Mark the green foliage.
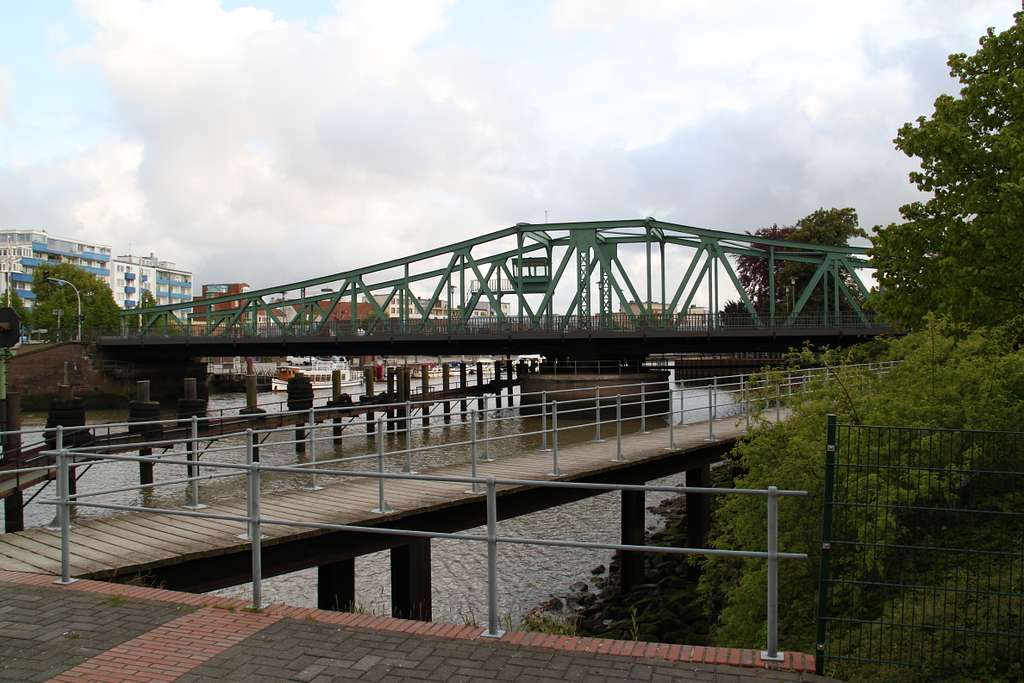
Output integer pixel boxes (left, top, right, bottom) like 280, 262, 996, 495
701, 317, 1024, 681
872, 14, 1024, 328
30, 263, 120, 340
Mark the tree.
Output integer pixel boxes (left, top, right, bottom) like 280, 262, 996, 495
871, 13, 1024, 328
31, 263, 121, 341
735, 209, 865, 315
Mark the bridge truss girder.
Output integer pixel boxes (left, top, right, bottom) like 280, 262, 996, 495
124, 218, 877, 337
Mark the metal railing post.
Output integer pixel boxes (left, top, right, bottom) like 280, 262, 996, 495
46, 426, 66, 531
185, 415, 205, 509
467, 410, 482, 494
404, 409, 415, 474
592, 386, 604, 442
538, 390, 550, 451
614, 395, 623, 462
744, 375, 751, 430
481, 396, 494, 462
776, 383, 781, 421
54, 448, 77, 585
762, 485, 782, 661
706, 386, 716, 442
305, 407, 322, 491
712, 376, 718, 419
667, 388, 676, 450
247, 429, 263, 609
550, 400, 561, 476
483, 476, 503, 638
640, 383, 647, 433
372, 418, 393, 512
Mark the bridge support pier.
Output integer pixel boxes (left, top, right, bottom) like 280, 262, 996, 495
317, 557, 356, 611
391, 538, 431, 621
620, 488, 645, 593
685, 465, 712, 550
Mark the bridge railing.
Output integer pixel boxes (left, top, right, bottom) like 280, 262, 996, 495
24, 362, 901, 659
109, 311, 887, 340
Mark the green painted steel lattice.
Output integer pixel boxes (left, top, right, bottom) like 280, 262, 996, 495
816, 417, 1024, 679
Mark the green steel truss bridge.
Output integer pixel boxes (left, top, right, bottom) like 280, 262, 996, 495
103, 218, 888, 358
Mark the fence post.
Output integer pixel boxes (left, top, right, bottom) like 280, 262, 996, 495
640, 383, 647, 433
550, 400, 561, 476
614, 395, 623, 462
54, 449, 77, 585
373, 418, 392, 513
483, 476, 503, 637
538, 390, 550, 451
185, 415, 205, 509
467, 410, 481, 494
762, 485, 782, 662
305, 407, 322, 491
593, 386, 604, 442
247, 429, 263, 609
815, 414, 838, 675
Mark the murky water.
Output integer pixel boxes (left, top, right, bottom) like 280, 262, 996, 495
5, 375, 746, 625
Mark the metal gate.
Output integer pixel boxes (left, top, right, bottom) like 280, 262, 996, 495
816, 415, 1024, 679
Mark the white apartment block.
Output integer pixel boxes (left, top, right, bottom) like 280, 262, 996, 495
111, 253, 193, 308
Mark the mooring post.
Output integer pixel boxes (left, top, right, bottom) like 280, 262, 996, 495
3, 392, 24, 533
476, 361, 485, 410
506, 358, 514, 406
136, 380, 154, 486
459, 362, 468, 420
421, 365, 430, 427
386, 366, 396, 431
364, 367, 376, 436
442, 362, 451, 424
493, 360, 502, 409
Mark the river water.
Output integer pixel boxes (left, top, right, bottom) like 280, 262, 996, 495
4, 375, 743, 626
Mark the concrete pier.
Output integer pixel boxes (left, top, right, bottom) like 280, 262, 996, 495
317, 558, 355, 611
620, 489, 646, 592
391, 539, 431, 621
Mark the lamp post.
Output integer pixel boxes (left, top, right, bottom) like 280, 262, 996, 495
47, 278, 82, 342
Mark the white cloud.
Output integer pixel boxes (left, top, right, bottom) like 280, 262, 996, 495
0, 0, 1016, 293
0, 67, 10, 123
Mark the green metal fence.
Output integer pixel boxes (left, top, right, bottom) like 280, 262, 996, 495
816, 416, 1024, 680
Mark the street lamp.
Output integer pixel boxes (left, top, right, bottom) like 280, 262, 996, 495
47, 278, 82, 342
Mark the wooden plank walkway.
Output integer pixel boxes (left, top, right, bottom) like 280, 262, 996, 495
0, 413, 769, 580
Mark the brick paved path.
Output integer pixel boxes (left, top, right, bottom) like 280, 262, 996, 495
0, 573, 832, 682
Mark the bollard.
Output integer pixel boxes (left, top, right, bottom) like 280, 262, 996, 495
483, 477, 503, 638
614, 395, 623, 462
305, 407, 323, 491
467, 409, 481, 494
538, 390, 550, 452
372, 418, 392, 513
550, 400, 561, 476
762, 486, 782, 661
54, 449, 77, 585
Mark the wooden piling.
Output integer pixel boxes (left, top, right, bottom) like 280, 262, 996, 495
459, 362, 468, 421
494, 361, 502, 408
386, 367, 396, 431
421, 365, 430, 427
364, 367, 375, 435
506, 359, 514, 406
442, 362, 451, 424
476, 361, 485, 410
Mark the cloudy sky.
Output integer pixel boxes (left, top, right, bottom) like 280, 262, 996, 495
0, 0, 1016, 290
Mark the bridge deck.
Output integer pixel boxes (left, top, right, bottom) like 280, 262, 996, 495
0, 413, 761, 580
